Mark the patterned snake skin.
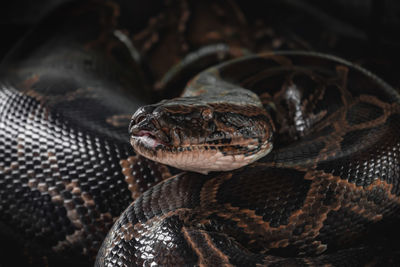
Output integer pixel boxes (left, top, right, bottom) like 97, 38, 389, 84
1, 1, 400, 266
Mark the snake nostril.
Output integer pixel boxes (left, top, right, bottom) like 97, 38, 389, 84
131, 105, 159, 125
135, 115, 146, 124
129, 114, 146, 133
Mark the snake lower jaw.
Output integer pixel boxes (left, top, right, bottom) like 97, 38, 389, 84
131, 138, 273, 174
130, 134, 163, 149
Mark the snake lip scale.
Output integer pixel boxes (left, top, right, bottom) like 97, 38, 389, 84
131, 130, 166, 149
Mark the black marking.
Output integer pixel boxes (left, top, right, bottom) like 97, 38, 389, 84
346, 102, 384, 126
317, 114, 400, 191
316, 207, 373, 252
217, 168, 311, 227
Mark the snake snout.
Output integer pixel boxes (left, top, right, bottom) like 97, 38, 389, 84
129, 105, 158, 132
129, 111, 171, 148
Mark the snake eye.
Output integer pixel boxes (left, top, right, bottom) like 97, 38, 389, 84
201, 108, 213, 121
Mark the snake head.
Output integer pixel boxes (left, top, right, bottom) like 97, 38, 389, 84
129, 98, 275, 174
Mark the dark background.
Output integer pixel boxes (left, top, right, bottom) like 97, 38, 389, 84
1, 0, 400, 89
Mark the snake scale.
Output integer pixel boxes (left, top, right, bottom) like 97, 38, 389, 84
1, 1, 400, 266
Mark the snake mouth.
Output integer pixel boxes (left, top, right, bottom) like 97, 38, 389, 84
130, 130, 167, 149
129, 114, 171, 150
130, 128, 273, 174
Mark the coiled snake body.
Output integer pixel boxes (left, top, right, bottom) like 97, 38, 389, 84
1, 1, 400, 266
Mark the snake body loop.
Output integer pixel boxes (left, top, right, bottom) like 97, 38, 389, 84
96, 52, 400, 266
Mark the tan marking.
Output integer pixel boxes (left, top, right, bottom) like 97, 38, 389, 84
190, 167, 400, 254
0, 159, 19, 173
120, 221, 135, 242
24, 86, 96, 107
181, 227, 207, 266
106, 114, 132, 127
182, 228, 233, 267
120, 156, 141, 199
18, 74, 40, 90
392, 102, 400, 113
121, 208, 193, 242
344, 94, 393, 131
335, 65, 352, 107
200, 172, 232, 206
258, 255, 287, 266
120, 155, 171, 199
0, 137, 25, 174
51, 195, 63, 204
10, 123, 119, 256
82, 192, 96, 207
53, 229, 85, 252
37, 182, 48, 192
103, 208, 192, 259
203, 230, 233, 265
257, 93, 399, 170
